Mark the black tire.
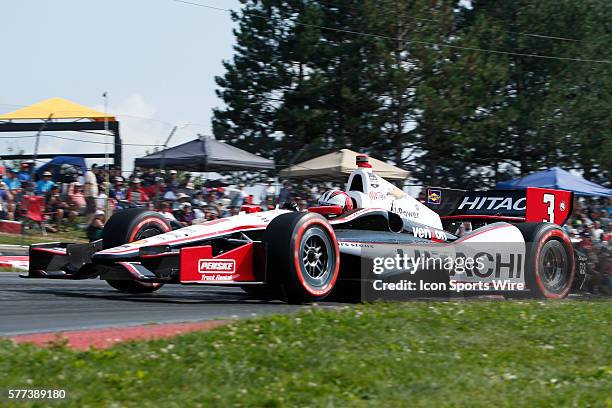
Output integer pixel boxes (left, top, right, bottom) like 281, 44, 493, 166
102, 208, 171, 294
102, 208, 171, 249
515, 223, 575, 299
264, 212, 340, 304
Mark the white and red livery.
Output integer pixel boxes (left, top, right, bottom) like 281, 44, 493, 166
23, 155, 580, 302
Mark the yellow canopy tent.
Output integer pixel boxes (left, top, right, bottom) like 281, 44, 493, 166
279, 149, 409, 181
0, 97, 115, 121
0, 97, 122, 167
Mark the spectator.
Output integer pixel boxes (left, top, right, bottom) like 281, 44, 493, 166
158, 201, 181, 229
192, 190, 206, 207
109, 166, 121, 183
174, 192, 191, 210
92, 164, 105, 185
96, 189, 109, 212
4, 169, 21, 192
84, 166, 99, 224
162, 183, 177, 202
36, 171, 55, 195
278, 181, 292, 205
203, 204, 221, 220
142, 169, 157, 194
109, 176, 127, 201
591, 221, 604, 241
0, 181, 13, 220
126, 178, 149, 206
192, 204, 205, 221
86, 210, 105, 241
257, 182, 275, 209
3, 170, 20, 220
67, 182, 86, 215
166, 169, 179, 190
45, 185, 71, 232
204, 190, 222, 217
603, 225, 611, 242
176, 202, 195, 227
17, 162, 31, 183
178, 181, 195, 199
579, 212, 593, 226
153, 176, 166, 202
229, 183, 247, 209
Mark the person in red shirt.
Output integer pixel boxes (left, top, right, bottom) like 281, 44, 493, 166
126, 178, 150, 206
602, 225, 611, 243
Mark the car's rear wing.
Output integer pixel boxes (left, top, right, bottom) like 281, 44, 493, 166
424, 187, 573, 226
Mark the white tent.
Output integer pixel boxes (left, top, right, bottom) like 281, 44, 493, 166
280, 149, 409, 180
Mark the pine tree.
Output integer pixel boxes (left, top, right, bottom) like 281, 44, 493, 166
415, 0, 612, 187
213, 0, 610, 187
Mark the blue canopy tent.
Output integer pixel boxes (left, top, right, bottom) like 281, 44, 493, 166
496, 167, 611, 197
34, 156, 87, 181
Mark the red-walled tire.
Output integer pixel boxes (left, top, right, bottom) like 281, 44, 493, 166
515, 223, 575, 299
264, 212, 340, 304
102, 209, 171, 294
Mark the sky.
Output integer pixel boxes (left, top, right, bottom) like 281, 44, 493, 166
0, 0, 242, 171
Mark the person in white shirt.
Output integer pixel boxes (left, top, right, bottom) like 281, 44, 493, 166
96, 191, 108, 212
591, 221, 604, 241
260, 178, 277, 204
158, 201, 180, 229
84, 166, 99, 224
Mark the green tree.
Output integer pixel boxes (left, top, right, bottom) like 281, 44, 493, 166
415, 0, 612, 188
214, 0, 459, 175
213, 0, 611, 188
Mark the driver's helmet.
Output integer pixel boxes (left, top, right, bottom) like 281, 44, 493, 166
318, 190, 354, 213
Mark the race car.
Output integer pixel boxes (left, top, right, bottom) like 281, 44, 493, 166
22, 155, 581, 303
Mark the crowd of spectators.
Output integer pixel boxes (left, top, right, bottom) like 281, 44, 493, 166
564, 197, 612, 294
0, 162, 329, 238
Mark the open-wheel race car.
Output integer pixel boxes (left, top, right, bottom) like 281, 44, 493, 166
23, 155, 583, 303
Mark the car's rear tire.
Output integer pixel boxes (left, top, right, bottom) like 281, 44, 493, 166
102, 208, 171, 294
264, 212, 340, 304
515, 223, 575, 299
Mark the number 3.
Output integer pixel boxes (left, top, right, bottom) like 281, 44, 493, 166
543, 193, 555, 223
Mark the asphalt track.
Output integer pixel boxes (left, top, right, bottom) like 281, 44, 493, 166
1, 271, 602, 336
0, 273, 333, 336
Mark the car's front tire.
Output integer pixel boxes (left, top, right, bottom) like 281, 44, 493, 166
102, 208, 171, 294
264, 212, 340, 304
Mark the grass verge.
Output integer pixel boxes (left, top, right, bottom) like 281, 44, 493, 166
1, 301, 611, 407
0, 230, 87, 246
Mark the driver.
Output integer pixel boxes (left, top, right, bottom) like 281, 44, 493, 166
318, 190, 354, 213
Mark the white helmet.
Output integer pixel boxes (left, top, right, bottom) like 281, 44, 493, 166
318, 190, 354, 213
